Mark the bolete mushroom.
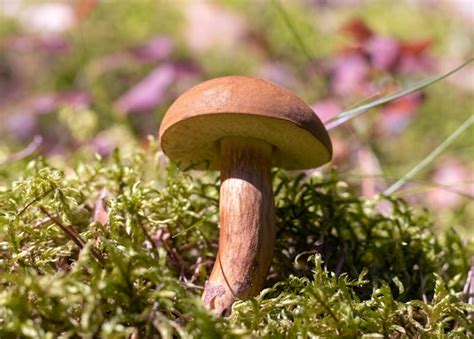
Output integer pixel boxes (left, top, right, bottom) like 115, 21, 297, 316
159, 76, 332, 315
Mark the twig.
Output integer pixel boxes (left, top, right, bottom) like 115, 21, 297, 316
17, 187, 55, 217
155, 229, 185, 277
32, 214, 58, 228
182, 281, 204, 290
39, 206, 106, 266
39, 206, 85, 248
137, 215, 159, 258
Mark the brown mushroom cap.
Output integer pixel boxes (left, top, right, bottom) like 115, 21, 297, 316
159, 76, 332, 170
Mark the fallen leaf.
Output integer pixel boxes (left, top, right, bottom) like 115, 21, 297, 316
93, 188, 109, 226
114, 63, 176, 115
340, 18, 373, 43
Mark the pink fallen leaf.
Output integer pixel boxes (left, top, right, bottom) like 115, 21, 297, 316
6, 91, 90, 139
114, 63, 176, 115
366, 36, 400, 71
90, 36, 174, 75
6, 114, 37, 140
397, 54, 435, 74
114, 62, 201, 116
58, 91, 91, 108
331, 54, 371, 96
89, 134, 117, 157
129, 37, 174, 62
398, 39, 434, 74
26, 91, 90, 115
93, 188, 109, 226
7, 35, 70, 54
27, 94, 58, 115
340, 18, 373, 43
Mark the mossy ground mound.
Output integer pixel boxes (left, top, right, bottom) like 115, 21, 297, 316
0, 142, 472, 337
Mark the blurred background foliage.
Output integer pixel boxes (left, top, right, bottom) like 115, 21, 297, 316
0, 0, 472, 238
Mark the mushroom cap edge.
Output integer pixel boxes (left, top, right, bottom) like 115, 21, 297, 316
159, 76, 332, 170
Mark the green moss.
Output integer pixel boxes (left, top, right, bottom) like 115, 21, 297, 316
0, 141, 471, 337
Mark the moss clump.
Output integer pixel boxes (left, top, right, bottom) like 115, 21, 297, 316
0, 142, 472, 337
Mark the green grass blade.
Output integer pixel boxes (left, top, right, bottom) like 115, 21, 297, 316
383, 115, 474, 196
172, 215, 209, 238
272, 0, 313, 62
326, 58, 473, 130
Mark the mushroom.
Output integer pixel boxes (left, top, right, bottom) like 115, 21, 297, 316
159, 76, 332, 315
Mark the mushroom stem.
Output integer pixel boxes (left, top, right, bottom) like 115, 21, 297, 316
203, 136, 275, 315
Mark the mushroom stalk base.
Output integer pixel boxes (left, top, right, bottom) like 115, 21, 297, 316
203, 136, 275, 316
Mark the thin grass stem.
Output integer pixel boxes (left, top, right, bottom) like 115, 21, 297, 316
326, 58, 473, 130
383, 115, 474, 196
272, 0, 313, 62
